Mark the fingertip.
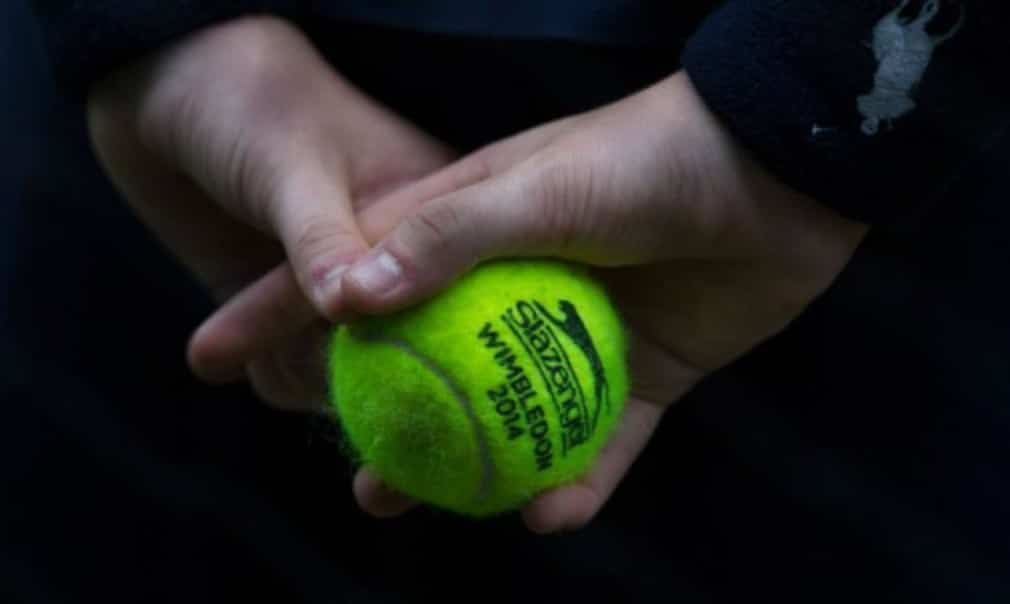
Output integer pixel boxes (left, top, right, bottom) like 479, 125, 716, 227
308, 261, 378, 325
186, 320, 245, 384
306, 270, 364, 327
521, 484, 600, 535
188, 264, 325, 384
520, 502, 558, 536
353, 468, 417, 519
310, 263, 349, 323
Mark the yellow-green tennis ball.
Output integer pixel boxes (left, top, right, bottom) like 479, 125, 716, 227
326, 258, 629, 518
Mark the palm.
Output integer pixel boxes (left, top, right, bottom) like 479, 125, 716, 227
518, 259, 795, 533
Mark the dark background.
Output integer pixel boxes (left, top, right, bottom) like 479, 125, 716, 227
3, 1, 1010, 602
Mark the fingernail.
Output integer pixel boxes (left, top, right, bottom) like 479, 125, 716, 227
347, 250, 402, 296
315, 264, 347, 306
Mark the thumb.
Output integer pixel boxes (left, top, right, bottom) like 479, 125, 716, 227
340, 150, 628, 315
265, 156, 369, 321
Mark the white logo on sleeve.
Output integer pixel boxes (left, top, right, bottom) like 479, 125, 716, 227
858, 0, 964, 135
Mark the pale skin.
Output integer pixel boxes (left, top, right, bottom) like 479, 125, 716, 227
88, 16, 868, 534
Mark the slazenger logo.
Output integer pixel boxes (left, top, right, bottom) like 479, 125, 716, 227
501, 299, 611, 454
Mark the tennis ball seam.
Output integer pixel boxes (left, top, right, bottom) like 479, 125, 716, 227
354, 328, 496, 505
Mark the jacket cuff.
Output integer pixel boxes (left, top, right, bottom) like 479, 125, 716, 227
680, 0, 1010, 226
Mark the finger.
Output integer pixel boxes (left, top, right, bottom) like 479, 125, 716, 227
243, 320, 333, 412
342, 149, 612, 316
356, 115, 579, 243
520, 397, 666, 535
352, 468, 418, 518
187, 264, 319, 383
268, 166, 368, 321
520, 326, 704, 534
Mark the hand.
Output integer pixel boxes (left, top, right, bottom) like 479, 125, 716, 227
337, 71, 869, 533
86, 16, 454, 409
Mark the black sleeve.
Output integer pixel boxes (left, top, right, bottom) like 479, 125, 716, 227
680, 0, 1010, 227
28, 0, 302, 103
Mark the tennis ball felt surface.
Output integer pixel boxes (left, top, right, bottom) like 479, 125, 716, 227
326, 259, 629, 517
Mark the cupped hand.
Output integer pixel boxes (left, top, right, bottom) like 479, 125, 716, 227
336, 71, 869, 532
86, 16, 454, 409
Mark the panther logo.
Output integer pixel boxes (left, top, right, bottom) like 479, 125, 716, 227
858, 0, 965, 135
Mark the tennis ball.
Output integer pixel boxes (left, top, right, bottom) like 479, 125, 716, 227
326, 258, 629, 517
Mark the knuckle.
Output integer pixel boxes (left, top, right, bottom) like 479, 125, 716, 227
214, 19, 315, 131
195, 16, 304, 87
222, 127, 275, 224
291, 215, 360, 267
93, 15, 310, 158
213, 15, 301, 47
526, 152, 601, 251
137, 16, 310, 151
111, 14, 330, 232
458, 149, 496, 186
405, 201, 465, 255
